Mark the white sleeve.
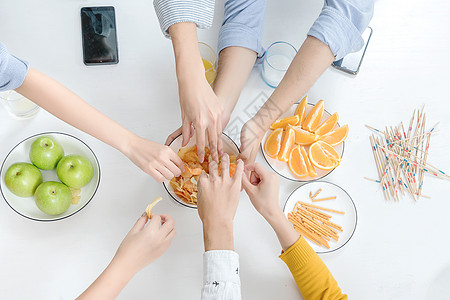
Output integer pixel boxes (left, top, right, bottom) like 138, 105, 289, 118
201, 250, 241, 300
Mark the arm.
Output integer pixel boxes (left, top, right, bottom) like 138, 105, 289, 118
213, 0, 266, 126
242, 163, 347, 300
14, 67, 184, 182
78, 213, 176, 299
197, 154, 244, 300
239, 0, 374, 163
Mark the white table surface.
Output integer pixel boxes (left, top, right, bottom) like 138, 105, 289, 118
1, 0, 450, 299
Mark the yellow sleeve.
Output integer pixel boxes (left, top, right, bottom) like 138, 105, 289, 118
279, 237, 347, 300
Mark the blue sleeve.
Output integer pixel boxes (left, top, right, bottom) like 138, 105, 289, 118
307, 0, 374, 60
0, 42, 29, 91
218, 0, 266, 59
154, 0, 215, 38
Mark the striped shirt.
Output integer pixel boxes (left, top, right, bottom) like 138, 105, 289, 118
153, 0, 374, 60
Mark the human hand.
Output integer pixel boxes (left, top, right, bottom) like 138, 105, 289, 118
178, 77, 224, 163
242, 163, 282, 223
197, 154, 244, 251
123, 135, 184, 182
113, 213, 176, 275
238, 118, 265, 165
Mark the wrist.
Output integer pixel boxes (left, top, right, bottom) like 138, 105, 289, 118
107, 256, 137, 284
263, 208, 285, 227
119, 132, 140, 158
203, 221, 234, 251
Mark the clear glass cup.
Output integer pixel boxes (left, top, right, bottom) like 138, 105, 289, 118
262, 41, 297, 88
199, 42, 217, 86
0, 90, 40, 119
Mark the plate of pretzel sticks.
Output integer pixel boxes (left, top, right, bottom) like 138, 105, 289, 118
283, 181, 357, 254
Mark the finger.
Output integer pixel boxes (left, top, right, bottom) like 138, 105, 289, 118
209, 160, 219, 180
166, 160, 182, 178
208, 126, 219, 162
147, 214, 162, 230
217, 134, 224, 157
131, 214, 148, 232
160, 214, 175, 236
196, 123, 206, 163
165, 227, 177, 242
253, 163, 270, 180
233, 159, 244, 183
170, 151, 185, 173
190, 124, 195, 138
241, 172, 256, 193
165, 127, 182, 146
148, 168, 165, 183
182, 121, 191, 147
220, 153, 230, 178
158, 166, 175, 181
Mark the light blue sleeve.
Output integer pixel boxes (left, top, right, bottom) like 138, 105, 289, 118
153, 0, 215, 38
0, 42, 29, 91
218, 0, 266, 59
308, 0, 374, 60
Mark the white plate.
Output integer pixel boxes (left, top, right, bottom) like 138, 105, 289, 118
162, 133, 240, 209
0, 132, 100, 221
283, 181, 357, 254
260, 103, 345, 182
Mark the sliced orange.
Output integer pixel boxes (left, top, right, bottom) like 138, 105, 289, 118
278, 126, 295, 162
294, 96, 308, 125
300, 146, 317, 177
264, 128, 284, 158
309, 141, 341, 170
270, 115, 300, 130
291, 125, 318, 145
302, 100, 324, 132
314, 112, 339, 135
319, 124, 349, 146
288, 145, 308, 178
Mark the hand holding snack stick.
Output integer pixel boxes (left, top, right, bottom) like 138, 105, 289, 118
197, 154, 244, 251
77, 212, 176, 300
242, 163, 347, 299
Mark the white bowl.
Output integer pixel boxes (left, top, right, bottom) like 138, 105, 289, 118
0, 132, 100, 221
283, 181, 357, 254
260, 102, 345, 182
162, 132, 240, 209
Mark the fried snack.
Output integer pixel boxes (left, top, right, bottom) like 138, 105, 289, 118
145, 196, 163, 218
70, 188, 81, 205
170, 145, 237, 205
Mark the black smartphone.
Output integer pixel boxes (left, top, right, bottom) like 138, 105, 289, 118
81, 6, 119, 65
331, 27, 373, 75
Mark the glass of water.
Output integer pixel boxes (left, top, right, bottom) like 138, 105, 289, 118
199, 42, 217, 86
0, 90, 40, 119
262, 41, 297, 88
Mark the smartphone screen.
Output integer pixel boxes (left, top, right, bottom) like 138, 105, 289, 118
81, 6, 119, 65
332, 27, 373, 75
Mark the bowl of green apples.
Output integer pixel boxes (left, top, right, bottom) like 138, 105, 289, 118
0, 132, 100, 221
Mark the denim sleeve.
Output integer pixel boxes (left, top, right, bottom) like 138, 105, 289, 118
154, 0, 215, 38
218, 0, 266, 59
308, 0, 374, 60
0, 42, 29, 91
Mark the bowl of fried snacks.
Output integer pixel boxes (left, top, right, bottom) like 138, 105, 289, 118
162, 133, 240, 209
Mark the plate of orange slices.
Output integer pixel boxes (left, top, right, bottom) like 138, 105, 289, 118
260, 96, 348, 181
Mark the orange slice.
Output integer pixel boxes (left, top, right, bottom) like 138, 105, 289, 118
278, 127, 295, 162
291, 125, 318, 145
319, 124, 349, 146
314, 112, 339, 135
288, 145, 308, 178
302, 100, 324, 132
300, 146, 317, 177
309, 141, 341, 170
294, 96, 308, 125
264, 128, 284, 158
270, 115, 300, 130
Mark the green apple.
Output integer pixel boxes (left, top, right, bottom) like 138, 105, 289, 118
29, 136, 64, 170
34, 181, 72, 215
4, 162, 43, 197
56, 154, 94, 188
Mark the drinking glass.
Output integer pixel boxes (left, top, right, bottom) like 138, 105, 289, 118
199, 42, 217, 86
0, 90, 40, 119
262, 41, 297, 88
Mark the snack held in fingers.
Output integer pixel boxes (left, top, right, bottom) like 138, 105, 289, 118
145, 196, 163, 218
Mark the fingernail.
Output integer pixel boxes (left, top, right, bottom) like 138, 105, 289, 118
142, 212, 147, 217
